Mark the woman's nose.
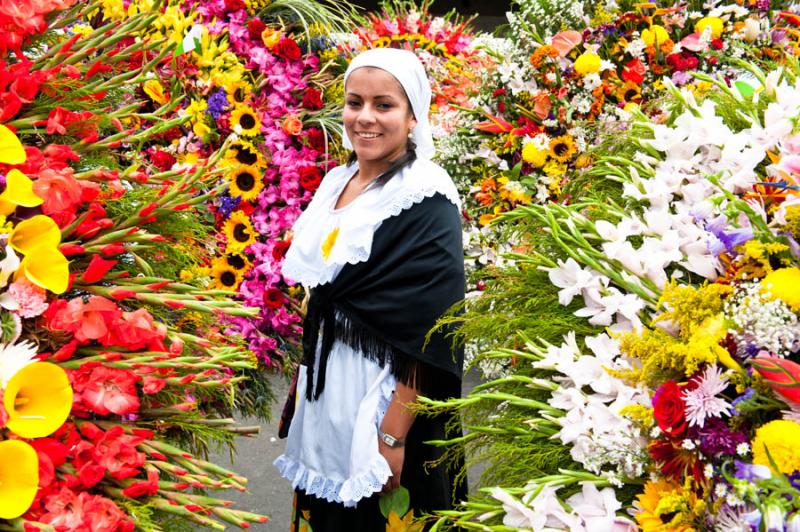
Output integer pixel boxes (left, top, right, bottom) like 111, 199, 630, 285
357, 104, 377, 124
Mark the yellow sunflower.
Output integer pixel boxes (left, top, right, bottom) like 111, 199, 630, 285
210, 259, 244, 291
227, 165, 264, 201
223, 139, 266, 168
230, 103, 261, 137
223, 79, 253, 105
222, 211, 257, 253
548, 135, 578, 162
223, 252, 252, 274
615, 81, 642, 104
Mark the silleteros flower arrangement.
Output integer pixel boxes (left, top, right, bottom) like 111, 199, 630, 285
115, 0, 355, 368
421, 60, 800, 530
0, 1, 275, 528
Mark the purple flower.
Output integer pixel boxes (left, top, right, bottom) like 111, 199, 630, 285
216, 194, 241, 218
697, 418, 748, 455
671, 71, 692, 86
734, 460, 772, 481
706, 215, 753, 254
207, 89, 229, 119
732, 388, 756, 414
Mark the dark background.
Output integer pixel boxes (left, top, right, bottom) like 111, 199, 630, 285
348, 0, 513, 30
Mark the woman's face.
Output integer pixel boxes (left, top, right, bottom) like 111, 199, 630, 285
343, 67, 417, 167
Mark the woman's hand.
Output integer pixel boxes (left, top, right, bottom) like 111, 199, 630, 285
378, 438, 405, 492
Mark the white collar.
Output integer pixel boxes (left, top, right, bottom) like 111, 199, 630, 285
282, 160, 460, 288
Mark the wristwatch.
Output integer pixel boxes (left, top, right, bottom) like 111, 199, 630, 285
378, 429, 405, 448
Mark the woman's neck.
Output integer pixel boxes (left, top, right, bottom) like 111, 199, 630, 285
353, 160, 389, 185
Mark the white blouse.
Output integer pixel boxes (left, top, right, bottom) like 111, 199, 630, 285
274, 159, 460, 506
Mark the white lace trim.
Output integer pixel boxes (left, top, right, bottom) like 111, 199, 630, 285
283, 160, 461, 288
274, 453, 391, 508
273, 377, 396, 507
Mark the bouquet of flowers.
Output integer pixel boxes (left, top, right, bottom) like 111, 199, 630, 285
423, 56, 800, 530
0, 1, 274, 528
107, 0, 355, 369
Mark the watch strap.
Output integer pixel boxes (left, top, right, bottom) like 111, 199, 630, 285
378, 429, 405, 448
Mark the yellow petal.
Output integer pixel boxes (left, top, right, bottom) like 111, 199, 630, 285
9, 215, 61, 255
0, 125, 26, 166
0, 169, 44, 216
18, 245, 70, 294
0, 440, 39, 519
4, 362, 73, 439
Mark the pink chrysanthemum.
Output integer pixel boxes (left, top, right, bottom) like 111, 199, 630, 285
683, 365, 733, 428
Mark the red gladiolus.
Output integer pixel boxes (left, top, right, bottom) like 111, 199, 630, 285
81, 255, 118, 284
122, 469, 159, 498
263, 288, 286, 309
142, 376, 167, 395
46, 296, 123, 344
653, 380, 687, 436
150, 149, 176, 172
272, 240, 290, 260
73, 364, 140, 416
751, 356, 800, 404
94, 426, 146, 480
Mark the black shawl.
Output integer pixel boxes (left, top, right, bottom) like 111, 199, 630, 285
301, 192, 465, 402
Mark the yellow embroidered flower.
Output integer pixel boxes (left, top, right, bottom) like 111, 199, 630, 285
573, 52, 601, 75
549, 135, 577, 162
321, 228, 339, 261
222, 211, 257, 253
695, 16, 724, 39
230, 103, 261, 137
761, 267, 800, 311
753, 420, 800, 475
522, 143, 548, 168
227, 165, 264, 202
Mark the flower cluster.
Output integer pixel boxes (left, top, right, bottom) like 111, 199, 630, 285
0, 2, 274, 528
424, 47, 800, 532
124, 0, 347, 366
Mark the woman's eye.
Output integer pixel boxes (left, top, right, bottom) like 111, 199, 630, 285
346, 101, 360, 107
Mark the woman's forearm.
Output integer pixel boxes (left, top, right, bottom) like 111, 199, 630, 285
379, 382, 418, 440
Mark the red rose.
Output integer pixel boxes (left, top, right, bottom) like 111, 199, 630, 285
263, 288, 286, 309
306, 128, 326, 152
621, 58, 646, 84
272, 240, 291, 260
247, 19, 266, 41
274, 37, 302, 61
710, 38, 724, 50
653, 380, 687, 436
299, 166, 322, 191
302, 87, 323, 110
150, 149, 176, 172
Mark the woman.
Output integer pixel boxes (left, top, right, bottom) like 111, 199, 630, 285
275, 48, 466, 530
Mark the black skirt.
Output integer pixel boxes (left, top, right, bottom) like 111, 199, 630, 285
290, 412, 466, 532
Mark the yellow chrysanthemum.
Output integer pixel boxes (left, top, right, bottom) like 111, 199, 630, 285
321, 227, 339, 261
641, 25, 670, 47
230, 103, 262, 136
549, 135, 578, 162
227, 165, 264, 201
761, 267, 800, 311
753, 420, 800, 475
210, 258, 244, 291
222, 211, 257, 253
574, 51, 601, 75
695, 16, 724, 39
522, 143, 548, 168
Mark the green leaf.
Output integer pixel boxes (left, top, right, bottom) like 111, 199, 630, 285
379, 486, 410, 519
734, 80, 755, 99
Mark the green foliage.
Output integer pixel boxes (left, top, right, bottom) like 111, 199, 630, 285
234, 367, 277, 423
380, 486, 411, 519
116, 499, 165, 532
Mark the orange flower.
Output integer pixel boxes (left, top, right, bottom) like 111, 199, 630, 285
530, 45, 560, 68
282, 115, 303, 136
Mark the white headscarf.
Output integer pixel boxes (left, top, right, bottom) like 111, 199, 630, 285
342, 48, 435, 160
